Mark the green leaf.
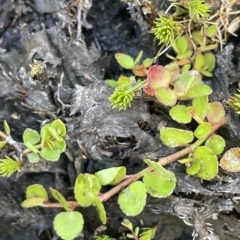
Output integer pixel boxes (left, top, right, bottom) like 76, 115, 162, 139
23, 128, 41, 145
95, 166, 126, 186
205, 134, 225, 155
94, 196, 107, 224
40, 147, 60, 161
193, 146, 218, 180
118, 181, 146, 216
192, 96, 208, 120
203, 52, 215, 72
143, 169, 176, 198
142, 58, 153, 68
194, 122, 211, 139
220, 148, 240, 172
165, 61, 180, 83
160, 127, 194, 147
50, 187, 70, 212
54, 138, 66, 153
139, 226, 157, 240
193, 53, 204, 71
74, 173, 102, 207
53, 211, 84, 240
192, 31, 204, 45
206, 25, 217, 38
105, 79, 118, 88
169, 105, 192, 123
115, 53, 135, 69
206, 102, 225, 124
186, 159, 201, 175
26, 184, 48, 200
50, 119, 66, 137
176, 49, 193, 60
174, 71, 196, 94
155, 87, 177, 106
134, 50, 143, 65
48, 127, 62, 141
27, 152, 40, 163
186, 84, 212, 99
3, 120, 10, 136
24, 142, 39, 153
117, 75, 131, 86
176, 36, 188, 53
0, 141, 6, 149
21, 197, 46, 208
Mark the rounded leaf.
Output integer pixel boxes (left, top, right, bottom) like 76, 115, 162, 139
118, 181, 146, 216
193, 53, 204, 71
105, 79, 118, 88
142, 58, 153, 68
186, 84, 212, 99
194, 122, 211, 139
53, 211, 84, 240
27, 152, 40, 163
155, 87, 177, 106
192, 96, 208, 120
205, 134, 225, 155
143, 170, 176, 198
54, 138, 66, 153
117, 75, 131, 86
115, 53, 135, 69
50, 119, 66, 137
207, 102, 225, 124
203, 52, 215, 72
74, 173, 101, 207
95, 167, 126, 186
186, 160, 201, 175
40, 147, 60, 161
169, 105, 192, 123
26, 184, 48, 200
220, 148, 240, 172
176, 36, 188, 53
160, 127, 194, 147
23, 128, 41, 145
206, 25, 217, 38
147, 65, 171, 89
174, 71, 197, 94
193, 146, 218, 180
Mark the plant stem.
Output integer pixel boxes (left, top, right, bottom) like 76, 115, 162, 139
38, 117, 228, 208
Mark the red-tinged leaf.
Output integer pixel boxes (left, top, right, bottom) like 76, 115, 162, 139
143, 84, 155, 96
147, 65, 171, 90
206, 102, 225, 124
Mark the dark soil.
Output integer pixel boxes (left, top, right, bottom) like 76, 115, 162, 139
1, 0, 240, 239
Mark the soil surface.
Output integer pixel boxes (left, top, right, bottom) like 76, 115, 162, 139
1, 0, 240, 239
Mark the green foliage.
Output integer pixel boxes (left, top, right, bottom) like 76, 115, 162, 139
150, 16, 182, 45
0, 157, 22, 177
95, 166, 126, 185
53, 211, 84, 240
94, 235, 115, 240
160, 128, 194, 147
23, 119, 67, 162
121, 219, 157, 240
118, 181, 147, 216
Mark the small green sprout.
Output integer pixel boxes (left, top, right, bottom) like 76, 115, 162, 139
226, 89, 240, 114
94, 235, 115, 240
181, 0, 211, 22
150, 16, 182, 45
0, 156, 22, 177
